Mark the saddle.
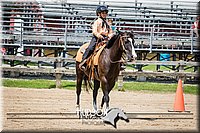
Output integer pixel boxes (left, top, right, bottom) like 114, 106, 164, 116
76, 42, 107, 80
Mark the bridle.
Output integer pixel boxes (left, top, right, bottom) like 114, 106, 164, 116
107, 34, 129, 64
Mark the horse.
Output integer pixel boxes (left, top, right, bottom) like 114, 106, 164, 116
76, 31, 135, 112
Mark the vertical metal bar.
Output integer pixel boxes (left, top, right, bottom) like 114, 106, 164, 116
20, 21, 24, 56
20, 21, 23, 47
194, 54, 198, 72
64, 23, 67, 51
143, 19, 145, 32
149, 27, 153, 53
190, 29, 194, 54
63, 22, 67, 67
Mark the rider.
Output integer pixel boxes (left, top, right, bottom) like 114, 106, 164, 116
79, 5, 113, 69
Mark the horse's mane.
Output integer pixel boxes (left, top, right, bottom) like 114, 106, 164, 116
106, 33, 120, 49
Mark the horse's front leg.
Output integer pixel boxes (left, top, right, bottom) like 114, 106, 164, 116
100, 81, 115, 111
100, 76, 109, 111
93, 79, 100, 112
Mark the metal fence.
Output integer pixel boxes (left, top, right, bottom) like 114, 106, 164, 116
1, 0, 199, 56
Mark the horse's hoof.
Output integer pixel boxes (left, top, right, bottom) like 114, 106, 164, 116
97, 109, 102, 115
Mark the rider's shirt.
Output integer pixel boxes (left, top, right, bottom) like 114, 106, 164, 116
92, 17, 113, 39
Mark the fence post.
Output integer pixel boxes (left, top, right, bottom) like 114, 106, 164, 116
156, 53, 160, 71
20, 21, 23, 48
178, 61, 185, 82
55, 58, 63, 89
118, 71, 124, 91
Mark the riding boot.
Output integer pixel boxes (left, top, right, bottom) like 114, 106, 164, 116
79, 49, 91, 70
79, 36, 98, 70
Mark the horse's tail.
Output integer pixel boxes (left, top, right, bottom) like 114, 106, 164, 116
83, 75, 93, 92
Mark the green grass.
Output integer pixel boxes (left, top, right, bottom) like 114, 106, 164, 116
119, 82, 198, 95
2, 78, 199, 95
2, 79, 76, 90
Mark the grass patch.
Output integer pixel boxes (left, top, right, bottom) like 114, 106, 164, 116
2, 79, 76, 89
2, 79, 198, 95
119, 82, 198, 95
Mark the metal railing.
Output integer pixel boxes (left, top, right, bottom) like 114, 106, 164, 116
1, 0, 199, 54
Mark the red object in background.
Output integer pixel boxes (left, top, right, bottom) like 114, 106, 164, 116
1, 48, 6, 55
10, 10, 15, 31
26, 49, 31, 55
192, 21, 200, 29
10, 15, 15, 31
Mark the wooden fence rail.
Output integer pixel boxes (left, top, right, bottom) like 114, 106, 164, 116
1, 55, 199, 88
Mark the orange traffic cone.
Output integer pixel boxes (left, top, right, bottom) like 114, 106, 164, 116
173, 79, 185, 112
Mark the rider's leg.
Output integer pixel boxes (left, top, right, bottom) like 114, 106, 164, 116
79, 36, 97, 69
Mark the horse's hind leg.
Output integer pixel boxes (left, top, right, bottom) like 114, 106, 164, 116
93, 79, 100, 112
76, 62, 84, 110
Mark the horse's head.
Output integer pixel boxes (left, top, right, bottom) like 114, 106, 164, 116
102, 108, 129, 128
118, 109, 129, 123
119, 31, 136, 62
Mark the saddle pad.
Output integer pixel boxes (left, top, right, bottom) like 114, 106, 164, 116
93, 44, 106, 65
76, 42, 106, 66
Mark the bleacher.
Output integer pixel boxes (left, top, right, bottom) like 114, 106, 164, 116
1, 0, 199, 56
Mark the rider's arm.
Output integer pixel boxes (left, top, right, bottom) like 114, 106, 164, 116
92, 20, 104, 39
108, 26, 114, 39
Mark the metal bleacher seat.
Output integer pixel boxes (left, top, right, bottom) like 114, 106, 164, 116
1, 0, 199, 54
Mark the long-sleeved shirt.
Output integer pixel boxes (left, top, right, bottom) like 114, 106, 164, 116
92, 17, 113, 39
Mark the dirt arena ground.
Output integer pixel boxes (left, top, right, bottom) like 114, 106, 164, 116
2, 87, 199, 132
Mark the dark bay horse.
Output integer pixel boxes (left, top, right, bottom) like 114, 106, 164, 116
76, 31, 135, 112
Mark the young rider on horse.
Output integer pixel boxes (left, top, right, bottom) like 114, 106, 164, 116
79, 5, 113, 70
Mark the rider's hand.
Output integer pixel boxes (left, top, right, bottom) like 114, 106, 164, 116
99, 35, 104, 39
101, 32, 108, 36
103, 36, 109, 41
